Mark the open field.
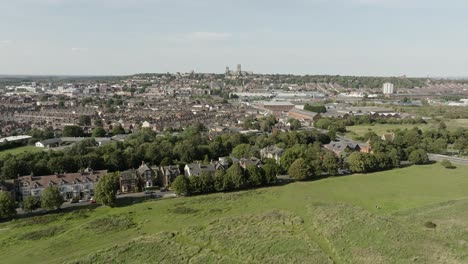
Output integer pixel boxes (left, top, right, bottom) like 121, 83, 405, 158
1, 164, 468, 263
346, 119, 468, 140
345, 123, 435, 140
0, 146, 43, 158
446, 119, 468, 130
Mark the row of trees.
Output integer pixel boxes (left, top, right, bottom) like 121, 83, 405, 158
172, 162, 279, 196
0, 186, 64, 219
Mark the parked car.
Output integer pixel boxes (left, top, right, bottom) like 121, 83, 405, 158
144, 190, 153, 194
89, 197, 96, 204
160, 187, 167, 192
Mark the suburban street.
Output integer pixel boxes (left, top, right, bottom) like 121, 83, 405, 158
428, 153, 468, 166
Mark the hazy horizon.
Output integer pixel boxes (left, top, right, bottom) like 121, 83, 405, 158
1, 0, 468, 76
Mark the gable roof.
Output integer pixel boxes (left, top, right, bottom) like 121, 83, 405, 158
137, 163, 153, 176
17, 170, 107, 188
185, 163, 216, 176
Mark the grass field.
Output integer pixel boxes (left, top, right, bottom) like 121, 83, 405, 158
1, 164, 468, 263
446, 119, 468, 130
0, 146, 43, 158
345, 119, 468, 140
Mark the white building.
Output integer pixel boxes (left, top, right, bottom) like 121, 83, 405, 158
383, 82, 395, 95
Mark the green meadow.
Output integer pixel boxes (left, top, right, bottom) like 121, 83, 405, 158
0, 146, 43, 158
1, 164, 467, 264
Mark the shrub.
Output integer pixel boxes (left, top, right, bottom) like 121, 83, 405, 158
424, 221, 437, 229
440, 159, 456, 169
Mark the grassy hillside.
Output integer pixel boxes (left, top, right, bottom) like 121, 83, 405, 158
1, 164, 467, 263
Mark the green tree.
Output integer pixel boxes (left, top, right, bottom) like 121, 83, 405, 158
78, 115, 92, 126
22, 195, 41, 213
226, 163, 247, 189
261, 163, 278, 185
246, 164, 263, 187
289, 119, 301, 131
231, 144, 258, 159
199, 172, 214, 193
408, 149, 429, 165
288, 158, 312, 181
304, 103, 327, 113
112, 124, 126, 135
41, 186, 64, 210
213, 170, 228, 192
346, 152, 368, 173
454, 137, 468, 154
322, 152, 339, 175
189, 175, 203, 194
92, 126, 106, 137
0, 192, 17, 219
172, 175, 190, 195
62, 125, 84, 137
281, 144, 306, 171
94, 173, 120, 207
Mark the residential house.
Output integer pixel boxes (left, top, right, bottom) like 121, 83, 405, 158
119, 169, 139, 193
184, 163, 223, 177
238, 157, 263, 169
260, 145, 284, 164
157, 165, 181, 187
17, 169, 106, 201
35, 138, 62, 148
324, 141, 361, 156
136, 162, 156, 188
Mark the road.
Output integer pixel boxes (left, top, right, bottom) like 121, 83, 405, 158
428, 153, 468, 166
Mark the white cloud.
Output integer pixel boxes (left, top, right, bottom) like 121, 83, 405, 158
0, 40, 11, 45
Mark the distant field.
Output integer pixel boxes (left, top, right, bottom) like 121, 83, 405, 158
0, 145, 43, 158
1, 164, 467, 263
345, 123, 435, 139
344, 119, 468, 139
446, 119, 468, 130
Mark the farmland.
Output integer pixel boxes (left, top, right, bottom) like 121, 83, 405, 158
0, 164, 467, 263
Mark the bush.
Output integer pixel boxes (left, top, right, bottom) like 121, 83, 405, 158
440, 159, 456, 169
424, 221, 437, 229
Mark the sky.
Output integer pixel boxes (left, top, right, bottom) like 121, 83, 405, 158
1, 0, 468, 76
